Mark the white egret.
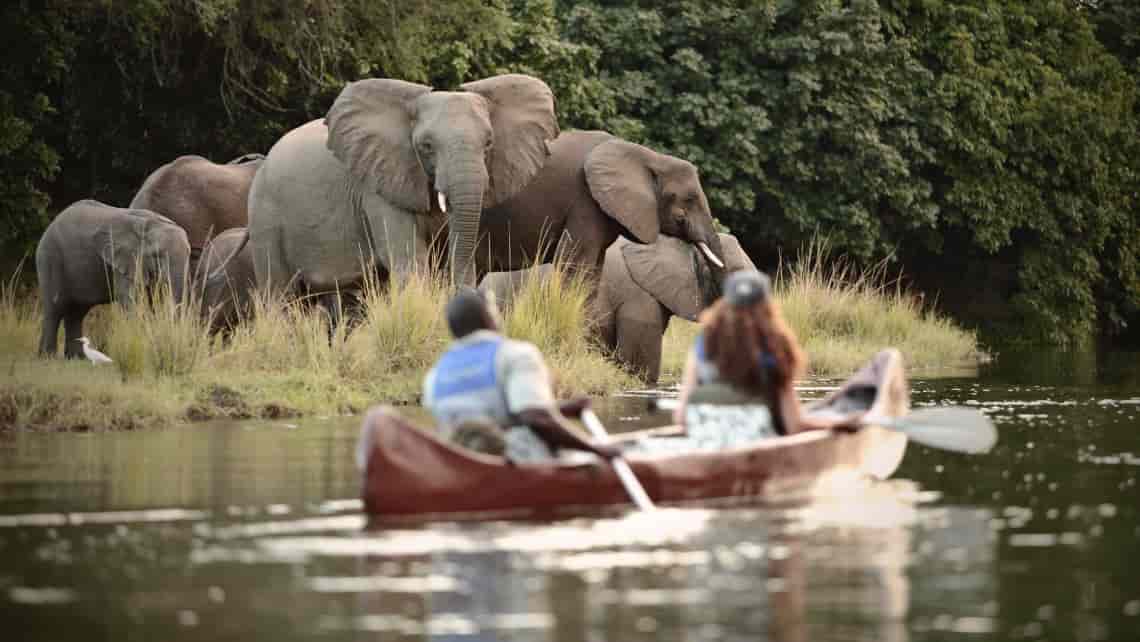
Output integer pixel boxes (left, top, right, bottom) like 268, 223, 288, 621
76, 337, 113, 365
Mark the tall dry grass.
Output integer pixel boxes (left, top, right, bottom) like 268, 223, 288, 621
503, 260, 636, 395
778, 242, 979, 375
103, 264, 211, 379
2, 262, 191, 430
0, 263, 39, 358
3, 242, 979, 430
2, 260, 637, 430
660, 241, 980, 380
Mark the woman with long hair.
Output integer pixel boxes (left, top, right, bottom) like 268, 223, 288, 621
671, 269, 863, 439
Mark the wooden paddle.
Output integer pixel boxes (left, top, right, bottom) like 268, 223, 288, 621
580, 409, 656, 511
650, 399, 998, 454
860, 406, 998, 454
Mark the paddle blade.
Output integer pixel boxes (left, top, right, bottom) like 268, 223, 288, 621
881, 407, 998, 454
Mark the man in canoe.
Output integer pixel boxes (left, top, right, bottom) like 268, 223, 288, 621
668, 269, 865, 447
357, 288, 619, 470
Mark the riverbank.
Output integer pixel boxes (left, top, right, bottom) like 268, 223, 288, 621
2, 255, 981, 432
662, 246, 985, 380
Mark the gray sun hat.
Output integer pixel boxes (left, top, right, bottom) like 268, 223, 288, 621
723, 269, 772, 307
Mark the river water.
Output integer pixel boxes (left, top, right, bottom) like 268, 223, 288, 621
2, 348, 1138, 641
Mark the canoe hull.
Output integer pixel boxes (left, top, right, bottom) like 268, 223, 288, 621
362, 349, 909, 522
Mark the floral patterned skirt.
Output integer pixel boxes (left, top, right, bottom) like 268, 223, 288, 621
628, 404, 780, 455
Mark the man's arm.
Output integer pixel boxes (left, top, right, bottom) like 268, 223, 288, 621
557, 397, 591, 418
515, 407, 619, 458
778, 384, 865, 434
501, 342, 618, 458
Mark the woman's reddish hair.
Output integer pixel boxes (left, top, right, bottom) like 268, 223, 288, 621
700, 296, 804, 396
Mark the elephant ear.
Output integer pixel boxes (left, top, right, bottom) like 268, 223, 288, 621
461, 74, 559, 207
719, 233, 757, 272
325, 79, 434, 213
584, 140, 660, 244
622, 235, 703, 321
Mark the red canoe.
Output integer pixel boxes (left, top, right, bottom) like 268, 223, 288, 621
361, 349, 910, 522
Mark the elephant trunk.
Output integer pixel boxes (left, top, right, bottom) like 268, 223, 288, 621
693, 226, 725, 272
684, 218, 726, 304
439, 156, 487, 288
693, 247, 721, 308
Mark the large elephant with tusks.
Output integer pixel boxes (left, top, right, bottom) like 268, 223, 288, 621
247, 74, 559, 308
480, 233, 756, 384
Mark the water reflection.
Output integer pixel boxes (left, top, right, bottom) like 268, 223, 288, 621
280, 494, 929, 642
1, 349, 1139, 640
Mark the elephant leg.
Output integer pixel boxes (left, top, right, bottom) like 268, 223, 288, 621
560, 210, 622, 319
614, 301, 667, 385
252, 228, 295, 301
317, 291, 344, 344
112, 273, 134, 309
38, 304, 62, 357
361, 192, 431, 282
206, 288, 236, 336
592, 306, 617, 354
62, 307, 90, 359
560, 205, 621, 274
340, 288, 367, 334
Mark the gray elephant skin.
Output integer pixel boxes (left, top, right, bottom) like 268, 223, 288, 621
477, 130, 726, 284
36, 200, 191, 358
478, 263, 554, 311
247, 74, 559, 300
478, 233, 755, 384
193, 227, 256, 333
597, 233, 755, 384
129, 153, 263, 261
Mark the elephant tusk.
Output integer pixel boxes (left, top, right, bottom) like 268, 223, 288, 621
437, 191, 448, 214
698, 242, 725, 268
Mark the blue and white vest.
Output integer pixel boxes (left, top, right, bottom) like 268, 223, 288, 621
426, 335, 511, 435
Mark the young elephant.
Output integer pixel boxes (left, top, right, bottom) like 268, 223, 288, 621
36, 200, 191, 358
193, 227, 255, 333
595, 233, 755, 383
478, 233, 755, 384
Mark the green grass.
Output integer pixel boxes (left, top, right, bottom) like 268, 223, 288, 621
661, 242, 982, 380
2, 244, 980, 432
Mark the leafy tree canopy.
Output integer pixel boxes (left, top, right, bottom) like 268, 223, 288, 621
560, 0, 1139, 343
1, 0, 1137, 344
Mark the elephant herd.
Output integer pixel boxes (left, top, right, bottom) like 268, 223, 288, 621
35, 73, 756, 382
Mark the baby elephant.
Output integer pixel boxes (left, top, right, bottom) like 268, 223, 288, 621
479, 233, 755, 384
193, 228, 255, 333
36, 200, 191, 358
595, 233, 756, 383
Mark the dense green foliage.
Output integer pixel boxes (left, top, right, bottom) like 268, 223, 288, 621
0, 0, 598, 257
2, 0, 1137, 344
561, 0, 1139, 343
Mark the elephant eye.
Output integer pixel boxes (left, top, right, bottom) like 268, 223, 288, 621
484, 137, 494, 150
